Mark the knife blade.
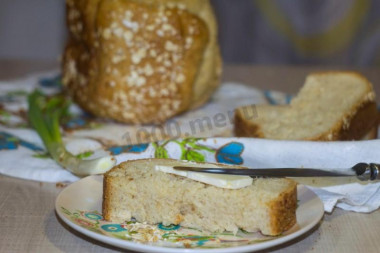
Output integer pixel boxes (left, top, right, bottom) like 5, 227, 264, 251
174, 163, 380, 181
173, 166, 355, 178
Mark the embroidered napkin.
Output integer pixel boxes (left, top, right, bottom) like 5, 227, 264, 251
0, 71, 379, 213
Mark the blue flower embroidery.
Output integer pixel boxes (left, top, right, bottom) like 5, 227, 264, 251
108, 143, 149, 155
264, 90, 293, 105
0, 135, 17, 150
285, 94, 293, 104
64, 117, 87, 129
63, 113, 102, 131
39, 75, 62, 88
264, 90, 278, 105
101, 224, 127, 232
215, 142, 244, 165
0, 132, 43, 152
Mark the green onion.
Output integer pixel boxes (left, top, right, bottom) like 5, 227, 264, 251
27, 90, 115, 176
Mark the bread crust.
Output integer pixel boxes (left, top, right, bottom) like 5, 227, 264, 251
234, 72, 378, 141
63, 0, 221, 124
361, 126, 378, 140
268, 180, 297, 235
315, 101, 378, 141
234, 105, 265, 138
102, 173, 112, 221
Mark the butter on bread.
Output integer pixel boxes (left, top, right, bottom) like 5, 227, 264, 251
102, 159, 297, 236
63, 0, 221, 124
235, 72, 378, 140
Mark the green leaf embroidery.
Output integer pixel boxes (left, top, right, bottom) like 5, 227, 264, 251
185, 150, 205, 162
155, 146, 168, 158
187, 142, 215, 153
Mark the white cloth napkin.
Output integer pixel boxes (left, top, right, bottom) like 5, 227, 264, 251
0, 71, 379, 213
310, 184, 380, 213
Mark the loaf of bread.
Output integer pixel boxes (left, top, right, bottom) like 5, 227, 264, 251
235, 72, 378, 140
103, 159, 297, 236
63, 0, 221, 124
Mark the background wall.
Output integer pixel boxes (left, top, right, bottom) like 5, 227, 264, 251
213, 0, 380, 66
0, 0, 379, 66
0, 0, 66, 60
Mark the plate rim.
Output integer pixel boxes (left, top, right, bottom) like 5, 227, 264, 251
55, 175, 324, 253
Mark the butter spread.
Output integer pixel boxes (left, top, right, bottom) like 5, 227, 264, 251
155, 165, 253, 189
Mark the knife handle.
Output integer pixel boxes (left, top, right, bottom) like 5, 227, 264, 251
357, 163, 380, 181
370, 164, 380, 180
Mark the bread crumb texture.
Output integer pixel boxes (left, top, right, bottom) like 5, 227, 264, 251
103, 159, 297, 236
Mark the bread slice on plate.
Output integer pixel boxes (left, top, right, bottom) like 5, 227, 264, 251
235, 72, 378, 141
103, 158, 297, 236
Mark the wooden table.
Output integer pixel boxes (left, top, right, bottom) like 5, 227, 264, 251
1, 60, 379, 253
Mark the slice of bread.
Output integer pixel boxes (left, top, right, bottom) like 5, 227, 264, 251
103, 158, 297, 236
235, 72, 378, 141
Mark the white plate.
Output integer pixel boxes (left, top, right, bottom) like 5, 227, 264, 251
55, 175, 324, 253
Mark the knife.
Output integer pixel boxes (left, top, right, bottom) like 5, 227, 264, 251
173, 163, 380, 181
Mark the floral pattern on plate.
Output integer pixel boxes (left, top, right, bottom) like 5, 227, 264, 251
60, 206, 280, 249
